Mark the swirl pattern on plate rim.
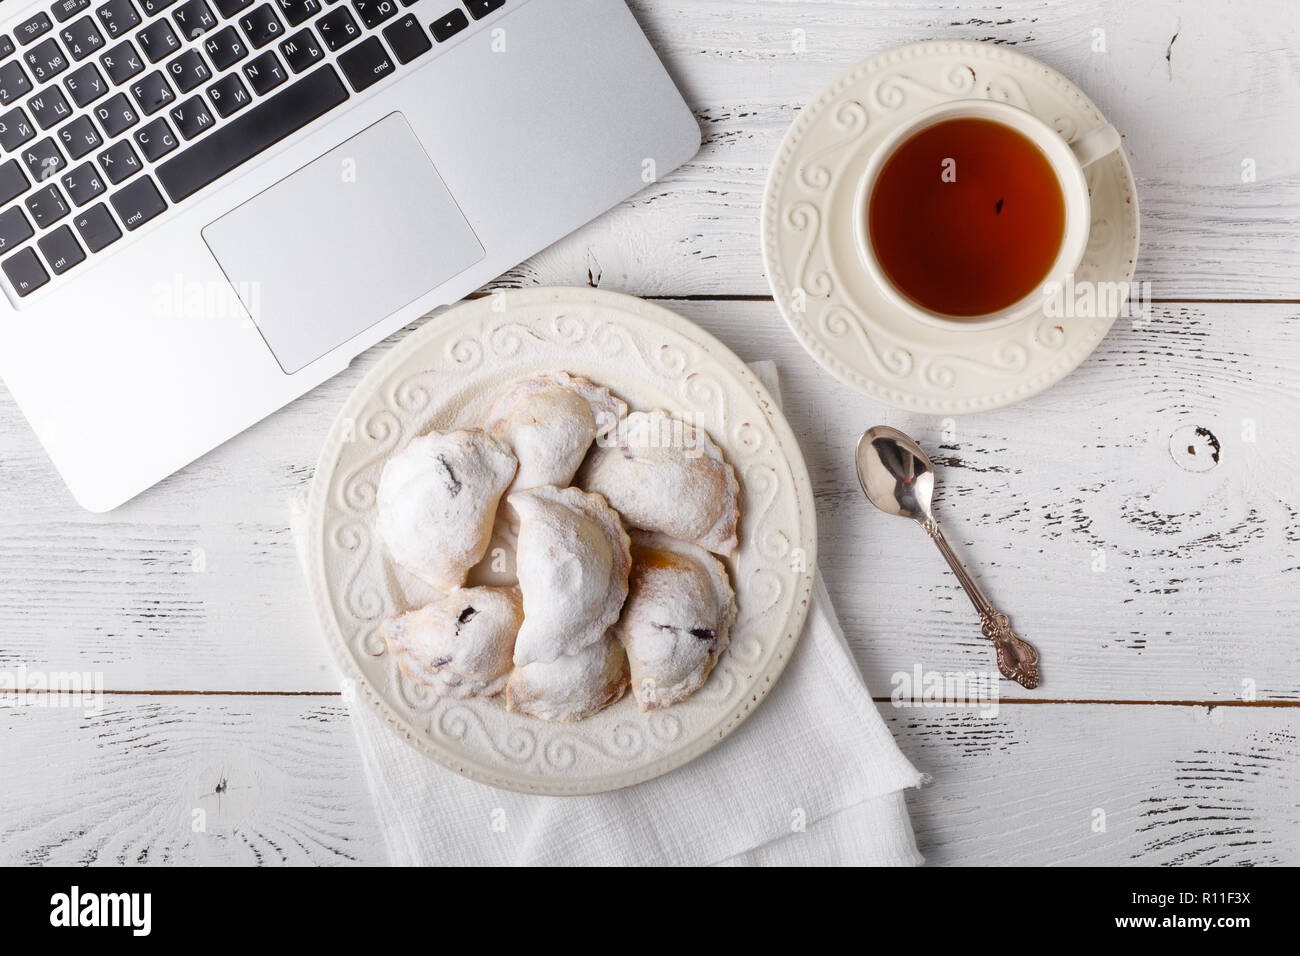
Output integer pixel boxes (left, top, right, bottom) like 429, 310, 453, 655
306, 290, 817, 794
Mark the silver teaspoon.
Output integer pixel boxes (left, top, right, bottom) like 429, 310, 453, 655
855, 425, 1041, 689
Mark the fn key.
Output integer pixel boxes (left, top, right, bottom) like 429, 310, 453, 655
111, 175, 166, 231
3, 248, 50, 298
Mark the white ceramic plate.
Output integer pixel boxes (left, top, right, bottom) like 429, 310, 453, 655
306, 288, 817, 795
762, 40, 1141, 412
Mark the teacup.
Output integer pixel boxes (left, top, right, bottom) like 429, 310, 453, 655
853, 99, 1121, 330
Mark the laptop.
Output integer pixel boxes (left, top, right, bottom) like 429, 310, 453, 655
0, 0, 700, 511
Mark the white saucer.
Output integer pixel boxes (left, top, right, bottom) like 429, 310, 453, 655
762, 41, 1140, 412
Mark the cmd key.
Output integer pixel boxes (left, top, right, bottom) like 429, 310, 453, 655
110, 174, 166, 230
336, 36, 393, 92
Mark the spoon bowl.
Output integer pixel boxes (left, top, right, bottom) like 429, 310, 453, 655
855, 425, 937, 526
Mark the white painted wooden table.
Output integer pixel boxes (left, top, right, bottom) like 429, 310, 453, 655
2, 0, 1298, 866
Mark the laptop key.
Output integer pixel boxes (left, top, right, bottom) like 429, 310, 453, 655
61, 161, 108, 205
239, 5, 285, 48
94, 91, 138, 136
25, 182, 71, 228
139, 0, 181, 14
38, 224, 86, 274
429, 9, 467, 42
109, 173, 165, 229
279, 28, 323, 73
166, 49, 211, 92
242, 50, 286, 94
172, 0, 218, 41
156, 64, 346, 202
137, 17, 180, 63
315, 6, 358, 51
53, 0, 93, 24
382, 14, 429, 64
129, 69, 175, 113
0, 62, 33, 107
0, 108, 37, 151
2, 247, 49, 297
214, 0, 255, 15
58, 114, 103, 158
73, 201, 121, 250
23, 137, 67, 182
275, 0, 321, 27
27, 86, 73, 129
97, 138, 142, 183
60, 16, 106, 60
96, 0, 143, 40
336, 36, 391, 92
64, 61, 109, 107
24, 39, 71, 83
465, 0, 504, 20
204, 25, 248, 69
0, 161, 30, 206
168, 95, 213, 138
0, 208, 36, 253
0, 36, 14, 60
16, 14, 55, 47
134, 115, 177, 159
100, 40, 145, 84
206, 72, 251, 116
351, 0, 399, 29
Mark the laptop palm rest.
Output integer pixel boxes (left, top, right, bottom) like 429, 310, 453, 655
202, 112, 484, 375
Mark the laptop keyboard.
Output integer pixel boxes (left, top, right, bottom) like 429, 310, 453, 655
0, 0, 507, 299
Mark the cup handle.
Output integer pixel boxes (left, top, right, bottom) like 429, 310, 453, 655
1069, 123, 1122, 167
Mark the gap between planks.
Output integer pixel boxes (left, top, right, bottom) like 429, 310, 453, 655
5, 689, 1298, 707
462, 291, 1300, 304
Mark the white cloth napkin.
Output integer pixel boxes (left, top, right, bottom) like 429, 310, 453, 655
293, 361, 926, 866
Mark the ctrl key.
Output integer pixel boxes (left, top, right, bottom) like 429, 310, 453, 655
110, 175, 166, 231
38, 225, 86, 276
3, 247, 50, 297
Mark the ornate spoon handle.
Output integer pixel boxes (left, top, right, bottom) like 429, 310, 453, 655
925, 521, 1041, 689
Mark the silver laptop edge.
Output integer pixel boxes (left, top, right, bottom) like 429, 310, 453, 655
0, 0, 700, 511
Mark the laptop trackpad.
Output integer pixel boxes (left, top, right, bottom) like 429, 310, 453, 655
202, 113, 484, 374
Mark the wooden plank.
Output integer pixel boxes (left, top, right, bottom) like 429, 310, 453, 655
895, 703, 1300, 865
0, 696, 383, 866
1, 300, 1296, 700
481, 0, 1300, 298
1, 695, 1293, 865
